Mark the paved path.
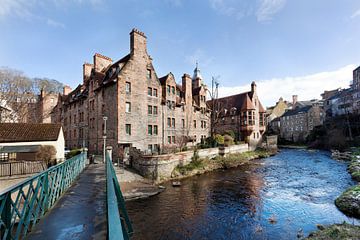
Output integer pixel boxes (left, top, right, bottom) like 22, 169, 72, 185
27, 163, 107, 240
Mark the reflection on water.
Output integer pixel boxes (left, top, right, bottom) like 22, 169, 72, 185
126, 149, 359, 240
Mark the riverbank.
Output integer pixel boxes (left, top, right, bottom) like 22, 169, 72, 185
306, 223, 360, 240
334, 149, 360, 218
170, 149, 275, 181
306, 149, 360, 238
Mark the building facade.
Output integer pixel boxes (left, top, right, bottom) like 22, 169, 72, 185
51, 29, 210, 157
280, 104, 325, 142
207, 82, 266, 147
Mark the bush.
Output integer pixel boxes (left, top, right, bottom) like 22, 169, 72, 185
66, 148, 82, 159
224, 130, 236, 139
214, 134, 224, 145
224, 134, 234, 146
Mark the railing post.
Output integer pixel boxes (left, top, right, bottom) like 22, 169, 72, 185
106, 146, 113, 163
1, 193, 11, 240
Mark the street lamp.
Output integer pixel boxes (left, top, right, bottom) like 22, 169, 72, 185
103, 116, 108, 163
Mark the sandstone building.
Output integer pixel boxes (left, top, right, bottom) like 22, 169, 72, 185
207, 82, 266, 147
51, 29, 210, 157
280, 102, 325, 142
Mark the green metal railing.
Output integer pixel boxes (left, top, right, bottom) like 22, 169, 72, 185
0, 152, 87, 240
106, 152, 133, 240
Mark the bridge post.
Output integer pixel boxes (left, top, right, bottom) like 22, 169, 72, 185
106, 146, 113, 163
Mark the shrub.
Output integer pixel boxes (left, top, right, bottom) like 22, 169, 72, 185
224, 130, 236, 139
224, 134, 234, 146
214, 134, 224, 145
66, 148, 82, 159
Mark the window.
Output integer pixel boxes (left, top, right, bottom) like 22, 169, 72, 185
193, 120, 196, 128
257, 132, 259, 138
153, 89, 158, 97
126, 124, 131, 135
147, 69, 151, 79
172, 118, 175, 128
167, 118, 171, 127
126, 82, 131, 93
201, 121, 204, 128
182, 119, 185, 128
204, 121, 207, 128
154, 125, 158, 135
167, 85, 170, 94
148, 105, 153, 115
148, 87, 152, 96
126, 102, 131, 113
168, 136, 171, 144
172, 136, 175, 144
253, 132, 256, 139
153, 106, 158, 115
148, 125, 152, 135
171, 86, 175, 94
148, 144, 153, 152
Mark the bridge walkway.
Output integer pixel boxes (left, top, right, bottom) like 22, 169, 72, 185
26, 163, 107, 240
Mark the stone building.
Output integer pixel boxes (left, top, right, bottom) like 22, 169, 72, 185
51, 29, 210, 157
266, 97, 292, 134
280, 103, 325, 142
207, 82, 266, 147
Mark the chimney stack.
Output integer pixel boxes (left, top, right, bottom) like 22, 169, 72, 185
251, 81, 257, 93
130, 28, 147, 57
83, 63, 93, 84
182, 74, 192, 104
292, 95, 298, 106
63, 86, 72, 96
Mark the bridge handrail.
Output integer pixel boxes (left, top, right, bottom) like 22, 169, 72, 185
0, 152, 87, 240
106, 152, 133, 240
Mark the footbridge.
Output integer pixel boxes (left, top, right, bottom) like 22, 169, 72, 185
0, 147, 132, 240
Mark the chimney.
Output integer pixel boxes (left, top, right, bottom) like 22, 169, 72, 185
130, 28, 147, 57
182, 74, 192, 104
63, 86, 72, 96
251, 81, 257, 93
83, 63, 93, 83
292, 95, 298, 106
93, 53, 112, 72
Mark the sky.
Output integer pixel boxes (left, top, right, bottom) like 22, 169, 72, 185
0, 0, 359, 107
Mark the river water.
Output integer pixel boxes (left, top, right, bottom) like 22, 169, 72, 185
126, 149, 359, 240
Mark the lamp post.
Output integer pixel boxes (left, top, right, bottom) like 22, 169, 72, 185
103, 116, 108, 163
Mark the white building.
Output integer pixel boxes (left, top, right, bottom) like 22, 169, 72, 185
0, 123, 65, 163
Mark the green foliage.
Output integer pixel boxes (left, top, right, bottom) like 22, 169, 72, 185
214, 134, 224, 145
306, 223, 360, 240
66, 148, 82, 159
175, 159, 204, 175
224, 130, 236, 139
224, 134, 234, 146
192, 148, 200, 162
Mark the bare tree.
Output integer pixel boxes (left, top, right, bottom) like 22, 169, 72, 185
0, 67, 64, 123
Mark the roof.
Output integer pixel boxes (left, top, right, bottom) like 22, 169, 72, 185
282, 105, 312, 117
0, 123, 62, 143
207, 91, 257, 113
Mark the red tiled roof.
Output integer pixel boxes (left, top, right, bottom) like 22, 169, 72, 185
0, 123, 62, 143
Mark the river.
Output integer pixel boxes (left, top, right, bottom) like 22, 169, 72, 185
126, 149, 359, 240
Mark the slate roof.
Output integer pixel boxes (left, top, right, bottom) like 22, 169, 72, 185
282, 105, 312, 117
0, 123, 62, 143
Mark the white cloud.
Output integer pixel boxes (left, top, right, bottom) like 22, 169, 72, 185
0, 0, 34, 19
47, 18, 65, 28
217, 64, 355, 107
256, 0, 286, 22
351, 9, 360, 19
209, 0, 286, 22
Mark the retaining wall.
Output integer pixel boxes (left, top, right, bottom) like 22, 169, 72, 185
131, 144, 249, 180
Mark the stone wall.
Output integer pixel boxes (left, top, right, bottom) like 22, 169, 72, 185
131, 144, 249, 180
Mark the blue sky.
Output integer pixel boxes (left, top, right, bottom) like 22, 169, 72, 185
0, 0, 360, 106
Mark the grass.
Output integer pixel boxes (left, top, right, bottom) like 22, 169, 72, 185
306, 223, 360, 240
